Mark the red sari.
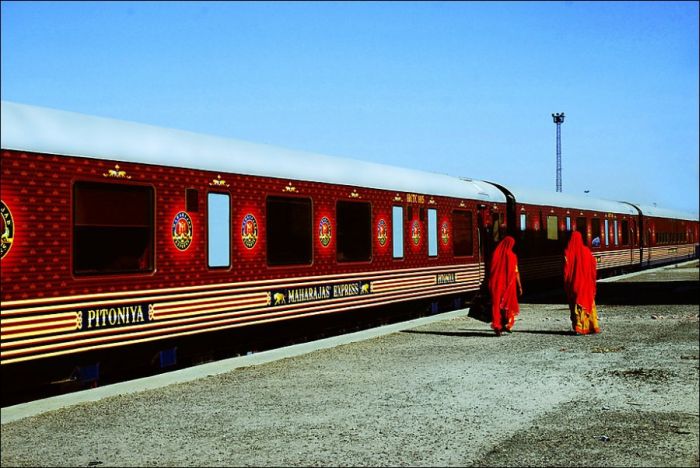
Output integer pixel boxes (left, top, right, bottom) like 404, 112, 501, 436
563, 231, 600, 334
488, 236, 520, 333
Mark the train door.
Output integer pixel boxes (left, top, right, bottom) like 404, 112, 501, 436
645, 221, 653, 265
476, 204, 494, 277
630, 219, 638, 264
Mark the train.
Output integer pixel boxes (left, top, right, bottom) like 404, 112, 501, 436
1, 101, 698, 402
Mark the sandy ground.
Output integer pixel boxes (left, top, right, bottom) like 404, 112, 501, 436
1, 262, 698, 467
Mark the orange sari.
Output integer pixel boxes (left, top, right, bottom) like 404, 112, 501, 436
564, 232, 600, 334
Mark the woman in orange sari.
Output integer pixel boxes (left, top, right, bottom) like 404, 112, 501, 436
488, 236, 522, 336
563, 231, 600, 335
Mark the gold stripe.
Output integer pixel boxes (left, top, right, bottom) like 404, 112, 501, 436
153, 297, 270, 320
1, 312, 80, 340
2, 284, 477, 364
3, 324, 79, 341
1, 265, 483, 316
1, 311, 79, 325
1, 282, 476, 354
1, 264, 481, 309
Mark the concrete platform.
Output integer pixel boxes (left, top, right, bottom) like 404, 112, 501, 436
1, 259, 698, 466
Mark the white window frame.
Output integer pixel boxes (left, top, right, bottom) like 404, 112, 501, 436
392, 206, 404, 259
208, 192, 231, 268
427, 208, 438, 257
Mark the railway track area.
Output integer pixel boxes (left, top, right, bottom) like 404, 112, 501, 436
1, 261, 698, 467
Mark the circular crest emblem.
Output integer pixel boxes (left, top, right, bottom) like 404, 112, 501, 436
441, 221, 450, 245
241, 214, 258, 249
172, 211, 193, 251
377, 219, 388, 247
319, 217, 332, 247
411, 220, 421, 246
1, 200, 15, 260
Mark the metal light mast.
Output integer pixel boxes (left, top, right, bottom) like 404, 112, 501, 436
552, 112, 565, 192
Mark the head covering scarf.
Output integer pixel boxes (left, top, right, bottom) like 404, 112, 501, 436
488, 236, 519, 319
563, 231, 597, 311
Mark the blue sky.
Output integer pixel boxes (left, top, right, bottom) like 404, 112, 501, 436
2, 1, 698, 215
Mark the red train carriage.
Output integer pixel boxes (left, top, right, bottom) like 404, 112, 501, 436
1, 101, 697, 402
482, 184, 698, 285
0, 101, 506, 375
631, 204, 699, 267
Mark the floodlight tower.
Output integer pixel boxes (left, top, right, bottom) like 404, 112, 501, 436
552, 112, 565, 192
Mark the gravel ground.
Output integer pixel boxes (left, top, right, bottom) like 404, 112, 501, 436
1, 262, 698, 467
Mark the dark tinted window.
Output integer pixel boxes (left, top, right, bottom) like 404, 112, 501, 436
266, 196, 312, 266
73, 182, 154, 275
576, 217, 587, 244
337, 201, 372, 262
453, 210, 473, 256
621, 220, 629, 246
186, 188, 199, 212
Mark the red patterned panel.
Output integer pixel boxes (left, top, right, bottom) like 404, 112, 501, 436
1, 149, 486, 303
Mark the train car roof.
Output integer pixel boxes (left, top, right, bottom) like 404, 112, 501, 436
630, 204, 698, 222
0, 101, 505, 204
496, 184, 639, 216
491, 184, 698, 221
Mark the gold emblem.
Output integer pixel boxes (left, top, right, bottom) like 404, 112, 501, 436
209, 175, 230, 187
172, 212, 193, 251
103, 164, 131, 179
377, 219, 388, 247
441, 222, 449, 245
1, 200, 15, 260
319, 217, 332, 247
241, 214, 258, 249
411, 220, 421, 245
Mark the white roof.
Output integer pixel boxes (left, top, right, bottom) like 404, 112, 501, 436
630, 203, 698, 222
497, 184, 639, 216
0, 101, 505, 204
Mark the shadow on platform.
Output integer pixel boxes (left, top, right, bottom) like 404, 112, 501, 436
401, 329, 497, 338
509, 329, 574, 336
521, 281, 699, 306
402, 328, 575, 338
595, 281, 699, 305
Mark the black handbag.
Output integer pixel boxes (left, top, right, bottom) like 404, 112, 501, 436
467, 286, 493, 323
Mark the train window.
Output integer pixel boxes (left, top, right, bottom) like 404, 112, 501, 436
576, 217, 587, 243
613, 220, 619, 246
604, 219, 610, 247
427, 208, 438, 257
207, 193, 231, 268
492, 213, 504, 243
591, 218, 601, 248
337, 201, 372, 263
267, 196, 312, 266
186, 188, 199, 212
519, 213, 527, 231
73, 182, 154, 275
621, 220, 629, 246
566, 216, 571, 231
546, 215, 558, 240
392, 206, 404, 259
453, 210, 473, 257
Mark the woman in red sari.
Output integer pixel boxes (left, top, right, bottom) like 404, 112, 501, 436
563, 231, 600, 335
488, 236, 522, 336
